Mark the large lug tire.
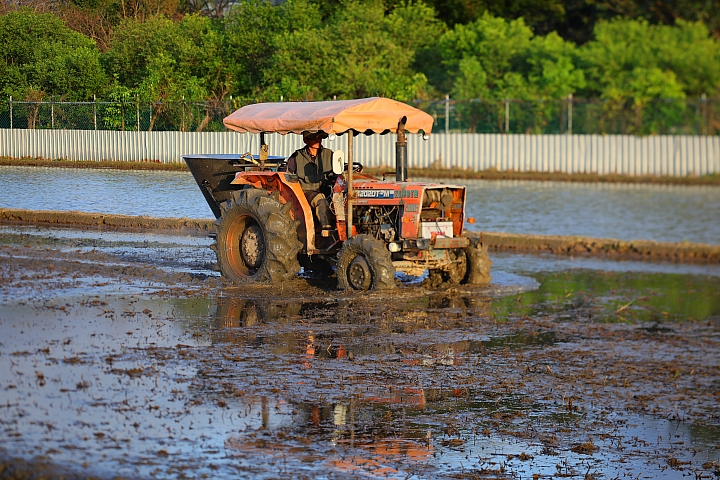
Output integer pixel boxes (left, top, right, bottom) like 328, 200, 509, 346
336, 235, 396, 291
428, 249, 466, 287
427, 236, 492, 287
463, 236, 492, 285
212, 189, 302, 284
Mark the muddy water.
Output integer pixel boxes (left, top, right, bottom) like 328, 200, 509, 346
2, 165, 719, 244
0, 226, 719, 478
1, 286, 718, 478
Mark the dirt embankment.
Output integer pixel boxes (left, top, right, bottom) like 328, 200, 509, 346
481, 231, 720, 264
2, 207, 718, 264
0, 208, 212, 234
2, 156, 719, 186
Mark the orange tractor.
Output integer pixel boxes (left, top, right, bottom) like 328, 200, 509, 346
184, 97, 491, 290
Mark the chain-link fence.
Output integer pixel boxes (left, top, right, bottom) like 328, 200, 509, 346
0, 96, 717, 135
0, 97, 233, 132
416, 97, 718, 135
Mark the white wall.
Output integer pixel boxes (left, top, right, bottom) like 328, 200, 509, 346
1, 129, 718, 176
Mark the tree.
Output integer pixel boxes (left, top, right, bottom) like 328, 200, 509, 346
582, 0, 720, 39
103, 14, 229, 130
0, 8, 108, 100
184, 0, 234, 18
437, 13, 583, 99
436, 13, 533, 95
64, 0, 183, 22
419, 0, 720, 45
526, 32, 585, 99
581, 18, 720, 98
222, 0, 320, 101
250, 0, 439, 102
434, 13, 584, 132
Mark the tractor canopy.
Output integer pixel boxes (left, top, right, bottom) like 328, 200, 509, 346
223, 97, 433, 136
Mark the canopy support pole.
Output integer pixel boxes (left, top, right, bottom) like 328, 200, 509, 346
396, 116, 408, 182
346, 131, 354, 239
259, 132, 268, 170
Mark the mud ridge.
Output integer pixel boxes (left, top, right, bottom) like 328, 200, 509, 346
2, 207, 718, 264
482, 231, 720, 264
0, 208, 213, 235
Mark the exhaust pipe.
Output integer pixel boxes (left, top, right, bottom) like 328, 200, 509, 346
396, 116, 407, 182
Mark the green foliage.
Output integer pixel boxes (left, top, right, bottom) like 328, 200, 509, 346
492, 270, 720, 324
223, 0, 318, 100
581, 19, 720, 99
0, 8, 108, 100
437, 14, 584, 100
434, 13, 584, 132
264, 1, 441, 101
1, 2, 720, 134
317, 0, 431, 101
103, 77, 135, 130
437, 13, 533, 94
103, 13, 227, 130
526, 32, 585, 98
577, 18, 719, 134
104, 14, 223, 101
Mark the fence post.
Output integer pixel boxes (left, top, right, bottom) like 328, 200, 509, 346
9, 96, 11, 130
701, 93, 707, 135
567, 93, 573, 135
51, 101, 55, 129
504, 98, 509, 133
93, 95, 97, 130
136, 94, 140, 131
445, 94, 449, 134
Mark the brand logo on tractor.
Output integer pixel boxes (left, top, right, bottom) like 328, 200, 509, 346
357, 190, 394, 198
396, 189, 419, 199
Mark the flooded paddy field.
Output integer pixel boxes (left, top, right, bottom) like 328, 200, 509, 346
1, 165, 720, 244
0, 225, 718, 479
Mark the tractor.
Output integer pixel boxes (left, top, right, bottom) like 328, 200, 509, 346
184, 97, 491, 290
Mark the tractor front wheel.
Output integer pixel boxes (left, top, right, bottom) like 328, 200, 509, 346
427, 236, 492, 287
212, 189, 301, 284
336, 235, 395, 291
463, 236, 492, 285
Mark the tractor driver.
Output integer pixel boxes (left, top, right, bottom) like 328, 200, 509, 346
286, 130, 334, 230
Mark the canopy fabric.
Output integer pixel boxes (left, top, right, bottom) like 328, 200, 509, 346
223, 97, 433, 136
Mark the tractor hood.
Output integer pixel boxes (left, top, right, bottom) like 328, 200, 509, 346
223, 97, 433, 136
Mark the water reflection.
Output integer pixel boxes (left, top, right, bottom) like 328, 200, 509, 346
492, 269, 720, 323
213, 297, 306, 328
215, 386, 720, 478
209, 295, 562, 364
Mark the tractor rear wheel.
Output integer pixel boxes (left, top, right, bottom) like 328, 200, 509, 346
212, 189, 301, 284
336, 235, 395, 291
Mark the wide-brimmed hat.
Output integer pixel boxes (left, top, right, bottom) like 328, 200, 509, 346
302, 130, 328, 142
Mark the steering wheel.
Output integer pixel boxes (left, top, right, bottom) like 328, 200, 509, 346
344, 162, 364, 173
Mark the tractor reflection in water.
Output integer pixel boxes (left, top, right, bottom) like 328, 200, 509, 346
222, 394, 434, 477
